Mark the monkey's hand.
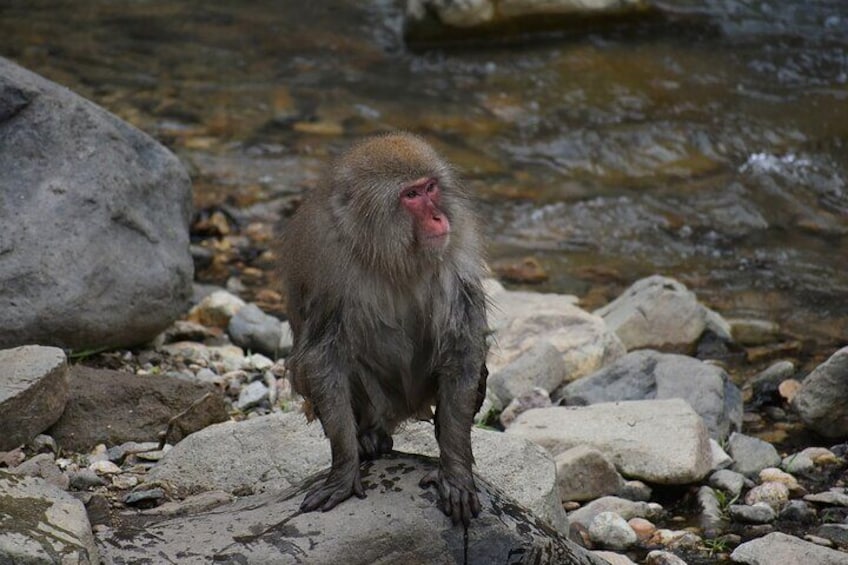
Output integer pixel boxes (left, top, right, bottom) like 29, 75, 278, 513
420, 466, 481, 526
301, 462, 365, 512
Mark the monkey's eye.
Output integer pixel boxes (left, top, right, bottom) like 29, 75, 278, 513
404, 189, 419, 200
425, 181, 437, 193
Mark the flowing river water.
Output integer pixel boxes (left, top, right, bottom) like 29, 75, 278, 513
1, 1, 846, 365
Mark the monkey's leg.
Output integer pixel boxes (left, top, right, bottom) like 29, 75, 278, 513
300, 354, 365, 512
358, 427, 393, 460
420, 358, 487, 526
351, 371, 395, 460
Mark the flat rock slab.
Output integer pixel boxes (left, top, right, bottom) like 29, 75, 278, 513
0, 471, 99, 564
0, 345, 68, 450
99, 455, 605, 565
506, 398, 712, 484
730, 531, 848, 564
48, 366, 228, 451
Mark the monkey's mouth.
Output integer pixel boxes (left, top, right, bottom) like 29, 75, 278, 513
423, 232, 450, 247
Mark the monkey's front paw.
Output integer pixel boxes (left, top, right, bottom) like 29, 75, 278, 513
420, 468, 481, 526
301, 465, 365, 512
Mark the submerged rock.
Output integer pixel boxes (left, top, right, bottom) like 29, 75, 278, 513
98, 454, 605, 565
405, 0, 648, 43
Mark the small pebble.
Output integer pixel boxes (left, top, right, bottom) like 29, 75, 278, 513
618, 480, 652, 502
627, 517, 656, 541
744, 482, 789, 511
237, 380, 270, 410
645, 550, 688, 565
779, 500, 817, 523
123, 488, 165, 506
804, 534, 836, 548
588, 511, 637, 550
804, 490, 848, 507
68, 469, 106, 490
709, 469, 746, 498
89, 460, 122, 475
759, 467, 801, 493
111, 474, 139, 490
592, 551, 637, 565
31, 434, 57, 453
729, 502, 777, 524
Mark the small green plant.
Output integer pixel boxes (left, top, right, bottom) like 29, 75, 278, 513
822, 508, 843, 523
67, 346, 112, 362
713, 489, 740, 519
703, 537, 729, 557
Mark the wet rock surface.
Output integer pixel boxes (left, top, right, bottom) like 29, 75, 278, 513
97, 454, 604, 565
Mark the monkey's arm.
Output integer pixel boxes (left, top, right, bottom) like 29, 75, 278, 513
294, 313, 365, 512
421, 282, 489, 526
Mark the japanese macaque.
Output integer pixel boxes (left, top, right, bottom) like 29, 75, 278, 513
280, 132, 489, 526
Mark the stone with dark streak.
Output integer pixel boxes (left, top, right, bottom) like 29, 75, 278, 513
96, 454, 604, 565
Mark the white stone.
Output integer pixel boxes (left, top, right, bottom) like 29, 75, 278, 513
506, 398, 712, 484
588, 511, 637, 549
488, 288, 625, 384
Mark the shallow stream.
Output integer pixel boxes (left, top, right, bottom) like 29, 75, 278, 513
2, 0, 846, 355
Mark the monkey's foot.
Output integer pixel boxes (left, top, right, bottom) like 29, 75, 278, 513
357, 428, 393, 460
301, 465, 365, 512
420, 468, 481, 526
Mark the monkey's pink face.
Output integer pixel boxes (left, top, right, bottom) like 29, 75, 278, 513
400, 177, 451, 248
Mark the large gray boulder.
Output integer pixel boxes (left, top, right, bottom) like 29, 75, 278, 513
99, 454, 604, 565
0, 345, 68, 450
0, 56, 193, 350
559, 349, 742, 440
